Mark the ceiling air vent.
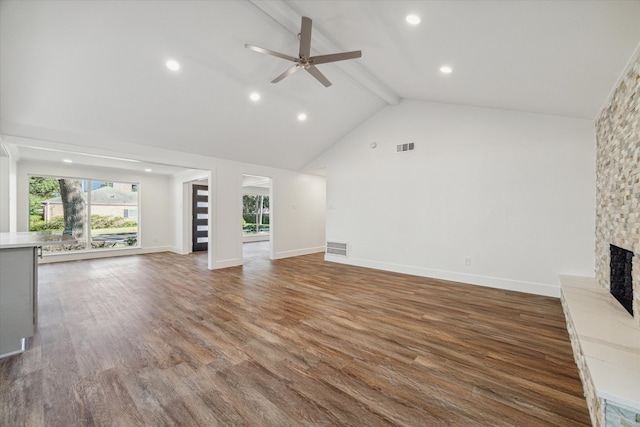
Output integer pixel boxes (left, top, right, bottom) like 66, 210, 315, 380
396, 142, 415, 153
326, 241, 348, 257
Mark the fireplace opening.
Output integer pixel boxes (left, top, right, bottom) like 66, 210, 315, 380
609, 244, 634, 316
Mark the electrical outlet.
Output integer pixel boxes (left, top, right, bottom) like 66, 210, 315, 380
464, 257, 471, 266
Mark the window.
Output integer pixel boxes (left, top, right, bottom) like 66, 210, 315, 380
29, 176, 139, 253
242, 194, 269, 236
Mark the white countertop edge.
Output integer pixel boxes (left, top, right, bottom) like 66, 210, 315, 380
0, 231, 77, 248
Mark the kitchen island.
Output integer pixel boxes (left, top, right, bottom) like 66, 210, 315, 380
0, 232, 73, 358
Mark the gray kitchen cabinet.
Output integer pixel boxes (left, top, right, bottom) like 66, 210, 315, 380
0, 246, 39, 358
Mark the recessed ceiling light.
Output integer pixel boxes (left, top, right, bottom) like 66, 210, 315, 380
144, 168, 152, 172
405, 14, 421, 25
440, 65, 453, 74
297, 113, 307, 121
249, 92, 261, 102
63, 159, 72, 163
166, 59, 180, 71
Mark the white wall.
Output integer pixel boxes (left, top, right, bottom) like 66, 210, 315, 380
271, 170, 326, 259
170, 162, 326, 269
211, 161, 326, 267
0, 156, 7, 231
16, 159, 174, 262
210, 163, 243, 268
309, 99, 595, 297
4, 134, 326, 270
0, 153, 17, 232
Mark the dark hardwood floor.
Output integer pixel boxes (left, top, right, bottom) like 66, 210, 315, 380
0, 247, 590, 426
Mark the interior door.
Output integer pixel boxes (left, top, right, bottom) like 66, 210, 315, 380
192, 184, 209, 252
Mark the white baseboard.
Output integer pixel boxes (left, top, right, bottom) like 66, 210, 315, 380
211, 258, 242, 269
169, 246, 189, 255
274, 246, 325, 260
324, 255, 560, 298
39, 245, 174, 263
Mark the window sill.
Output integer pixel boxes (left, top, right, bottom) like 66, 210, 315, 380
39, 245, 144, 263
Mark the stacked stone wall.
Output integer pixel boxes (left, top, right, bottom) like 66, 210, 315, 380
595, 51, 640, 326
561, 294, 602, 426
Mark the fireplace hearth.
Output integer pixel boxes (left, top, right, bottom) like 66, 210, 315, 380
610, 244, 634, 316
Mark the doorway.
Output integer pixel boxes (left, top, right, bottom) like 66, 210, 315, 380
242, 175, 271, 262
192, 184, 208, 252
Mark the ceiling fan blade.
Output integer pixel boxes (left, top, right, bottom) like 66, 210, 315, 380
306, 65, 332, 87
299, 17, 312, 59
311, 50, 362, 65
271, 64, 299, 83
245, 44, 298, 62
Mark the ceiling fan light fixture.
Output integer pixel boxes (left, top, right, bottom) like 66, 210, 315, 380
166, 59, 181, 71
440, 65, 453, 74
249, 92, 261, 102
297, 113, 307, 121
405, 14, 421, 25
245, 16, 362, 87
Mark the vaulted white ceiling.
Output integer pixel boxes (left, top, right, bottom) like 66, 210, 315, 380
1, 0, 639, 172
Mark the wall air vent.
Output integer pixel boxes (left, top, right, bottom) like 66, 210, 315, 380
326, 241, 348, 257
396, 142, 415, 153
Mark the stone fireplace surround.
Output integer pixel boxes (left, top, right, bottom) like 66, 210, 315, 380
563, 49, 640, 426
595, 51, 640, 327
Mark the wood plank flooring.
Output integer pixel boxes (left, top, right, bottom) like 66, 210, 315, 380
0, 245, 591, 426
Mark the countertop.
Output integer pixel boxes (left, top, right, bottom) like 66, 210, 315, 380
0, 232, 77, 249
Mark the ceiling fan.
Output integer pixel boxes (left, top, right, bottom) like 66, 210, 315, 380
245, 16, 362, 87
